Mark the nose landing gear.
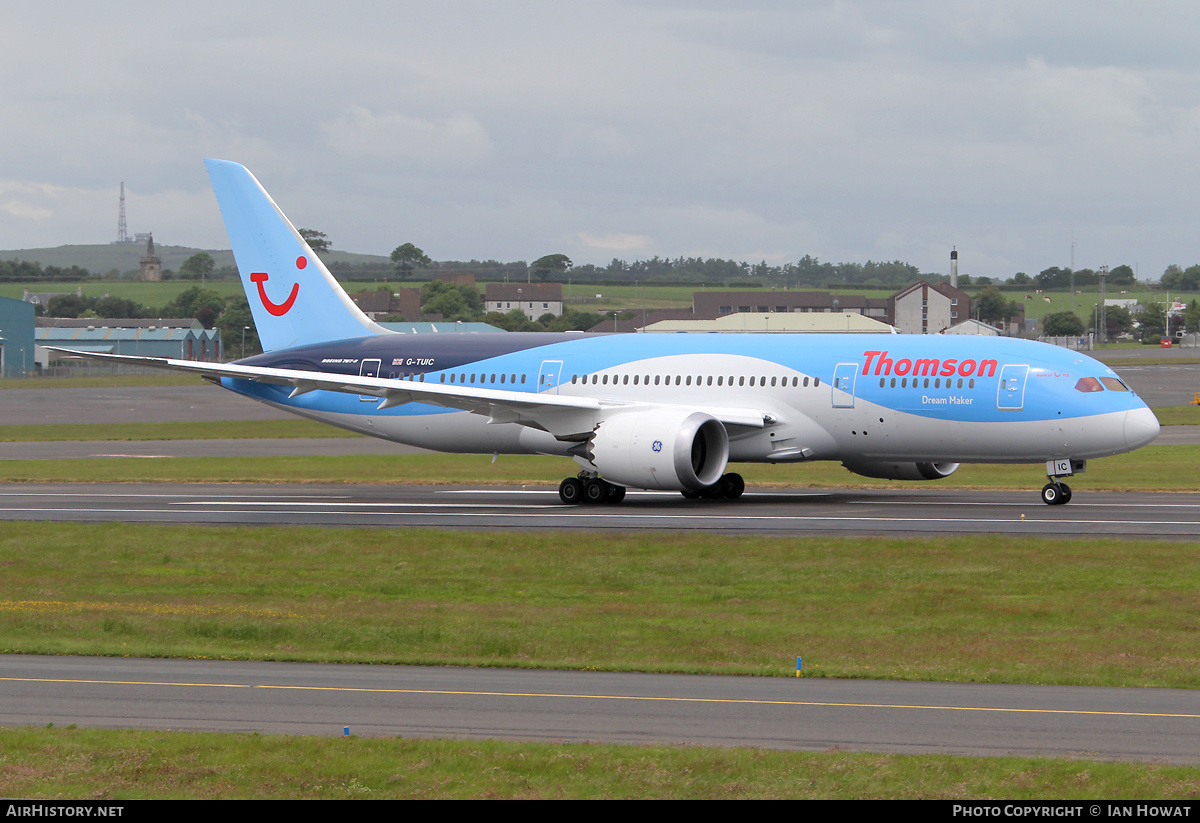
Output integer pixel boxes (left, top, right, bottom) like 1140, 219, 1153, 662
1042, 458, 1084, 505
1041, 481, 1072, 505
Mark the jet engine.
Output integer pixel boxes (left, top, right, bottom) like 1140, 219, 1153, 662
841, 460, 960, 481
580, 410, 729, 491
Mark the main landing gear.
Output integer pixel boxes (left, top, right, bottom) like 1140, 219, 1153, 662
556, 472, 745, 504
680, 472, 745, 501
558, 474, 626, 505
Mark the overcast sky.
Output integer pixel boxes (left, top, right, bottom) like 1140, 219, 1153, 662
2, 1, 1199, 281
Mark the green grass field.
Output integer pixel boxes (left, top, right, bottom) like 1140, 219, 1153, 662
2, 727, 1196, 799
0, 445, 1192, 491
1, 523, 1196, 687
0, 419, 363, 442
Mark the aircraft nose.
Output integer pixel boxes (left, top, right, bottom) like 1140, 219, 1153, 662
1124, 406, 1160, 450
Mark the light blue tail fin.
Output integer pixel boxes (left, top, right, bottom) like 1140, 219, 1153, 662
205, 159, 386, 351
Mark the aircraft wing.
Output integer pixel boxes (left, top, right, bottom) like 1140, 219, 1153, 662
46, 348, 768, 439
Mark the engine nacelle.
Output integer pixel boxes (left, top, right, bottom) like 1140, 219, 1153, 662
582, 410, 729, 491
842, 460, 960, 481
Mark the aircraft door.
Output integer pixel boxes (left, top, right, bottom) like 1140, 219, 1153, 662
832, 362, 858, 408
538, 360, 564, 394
359, 358, 382, 401
997, 364, 1029, 410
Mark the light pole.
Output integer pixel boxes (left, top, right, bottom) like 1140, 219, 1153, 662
241, 326, 249, 359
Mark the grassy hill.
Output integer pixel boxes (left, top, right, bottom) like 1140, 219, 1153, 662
0, 244, 388, 277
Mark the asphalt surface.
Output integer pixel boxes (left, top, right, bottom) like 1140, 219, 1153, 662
3, 656, 1197, 762
0, 437, 430, 460
1, 373, 1197, 764
0, 385, 290, 425
4, 482, 1200, 538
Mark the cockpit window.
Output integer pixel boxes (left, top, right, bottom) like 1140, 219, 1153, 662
1075, 377, 1104, 393
1100, 377, 1129, 392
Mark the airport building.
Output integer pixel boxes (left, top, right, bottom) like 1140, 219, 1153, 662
36, 318, 222, 363
590, 282, 972, 334
0, 296, 37, 378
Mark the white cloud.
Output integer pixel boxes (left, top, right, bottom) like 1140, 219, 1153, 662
1, 201, 53, 221
1, 3, 1200, 275
320, 107, 494, 166
576, 232, 652, 251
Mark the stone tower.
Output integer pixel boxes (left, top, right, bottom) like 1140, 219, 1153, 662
139, 233, 162, 282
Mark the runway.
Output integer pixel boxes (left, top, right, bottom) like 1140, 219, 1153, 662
3, 655, 1197, 762
5, 482, 1200, 537
2, 376, 1197, 766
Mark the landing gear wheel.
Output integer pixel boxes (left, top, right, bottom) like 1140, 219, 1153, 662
606, 484, 626, 504
1058, 483, 1072, 504
686, 473, 747, 500
559, 477, 584, 505
1041, 482, 1065, 506
584, 478, 610, 505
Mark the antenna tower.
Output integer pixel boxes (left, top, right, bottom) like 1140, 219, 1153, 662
117, 182, 128, 244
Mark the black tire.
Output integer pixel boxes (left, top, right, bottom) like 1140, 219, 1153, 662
606, 484, 626, 504
559, 478, 584, 505
681, 489, 701, 499
1041, 483, 1061, 505
584, 479, 609, 505
1059, 483, 1072, 504
724, 473, 745, 499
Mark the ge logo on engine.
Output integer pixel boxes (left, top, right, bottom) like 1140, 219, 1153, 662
652, 440, 663, 452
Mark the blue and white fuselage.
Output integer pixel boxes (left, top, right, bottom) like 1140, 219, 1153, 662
52, 160, 1158, 505
228, 330, 1157, 467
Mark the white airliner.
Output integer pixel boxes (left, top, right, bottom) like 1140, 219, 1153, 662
55, 160, 1160, 506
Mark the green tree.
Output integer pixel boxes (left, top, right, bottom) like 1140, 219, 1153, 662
1104, 305, 1134, 338
1036, 267, 1071, 291
391, 243, 431, 280
1161, 264, 1184, 290
530, 253, 572, 283
1135, 301, 1166, 340
94, 296, 146, 318
1185, 300, 1200, 334
974, 286, 1019, 325
298, 229, 331, 255
161, 286, 226, 328
1108, 264, 1137, 287
1042, 311, 1085, 336
420, 281, 482, 321
45, 294, 93, 318
482, 308, 540, 332
214, 295, 260, 358
179, 252, 215, 283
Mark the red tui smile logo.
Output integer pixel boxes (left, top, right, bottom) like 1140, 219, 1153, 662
250, 256, 305, 316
